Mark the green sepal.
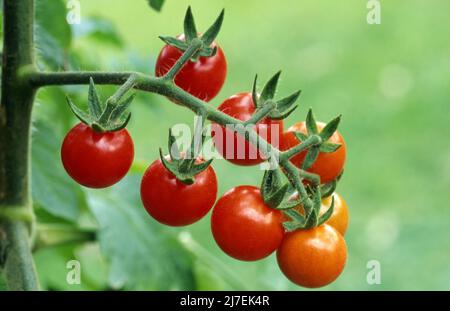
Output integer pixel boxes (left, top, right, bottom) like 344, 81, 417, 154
302, 146, 320, 170
303, 208, 319, 229
269, 105, 298, 120
277, 197, 302, 210
184, 6, 198, 42
260, 71, 281, 105
103, 112, 131, 132
168, 128, 182, 160
201, 9, 224, 47
197, 46, 217, 58
318, 195, 335, 225
319, 142, 341, 153
252, 75, 259, 108
294, 131, 308, 142
66, 96, 92, 125
320, 179, 337, 198
305, 108, 318, 135
282, 209, 306, 232
159, 148, 195, 185
109, 93, 136, 122
319, 115, 341, 141
159, 36, 189, 50
88, 78, 102, 118
189, 159, 213, 176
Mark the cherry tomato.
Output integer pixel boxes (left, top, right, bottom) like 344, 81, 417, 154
155, 36, 227, 102
321, 193, 349, 236
211, 185, 284, 261
281, 122, 346, 184
61, 122, 134, 188
212, 92, 284, 166
277, 224, 347, 288
140, 158, 217, 226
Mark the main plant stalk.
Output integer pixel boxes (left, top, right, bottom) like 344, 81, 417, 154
0, 0, 40, 290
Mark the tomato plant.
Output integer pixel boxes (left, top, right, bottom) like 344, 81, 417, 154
155, 36, 227, 102
61, 123, 134, 188
281, 121, 346, 184
140, 157, 218, 226
212, 92, 284, 166
277, 224, 347, 288
211, 185, 284, 261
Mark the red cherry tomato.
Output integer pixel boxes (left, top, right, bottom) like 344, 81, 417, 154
155, 36, 227, 102
211, 185, 284, 261
61, 123, 134, 188
140, 158, 218, 226
277, 224, 347, 288
281, 121, 346, 184
212, 93, 284, 166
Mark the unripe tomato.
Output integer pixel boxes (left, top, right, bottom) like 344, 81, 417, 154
321, 193, 349, 236
61, 123, 134, 188
277, 224, 347, 288
140, 158, 217, 226
155, 36, 227, 102
212, 93, 284, 166
211, 185, 284, 261
281, 121, 346, 184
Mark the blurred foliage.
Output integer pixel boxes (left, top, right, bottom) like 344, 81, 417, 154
4, 0, 446, 291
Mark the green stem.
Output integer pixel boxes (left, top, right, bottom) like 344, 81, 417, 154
243, 101, 276, 126
0, 0, 40, 291
281, 135, 322, 161
162, 38, 203, 81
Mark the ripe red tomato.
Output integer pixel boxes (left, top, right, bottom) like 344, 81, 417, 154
212, 92, 284, 166
155, 36, 227, 102
211, 185, 284, 261
281, 122, 346, 184
61, 123, 134, 188
321, 193, 349, 236
277, 224, 347, 288
140, 158, 217, 226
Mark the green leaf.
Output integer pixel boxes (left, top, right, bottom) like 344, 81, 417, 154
319, 115, 342, 141
32, 121, 83, 221
72, 16, 124, 47
184, 7, 198, 42
305, 108, 318, 135
86, 174, 195, 290
201, 9, 225, 46
35, 0, 72, 69
260, 71, 281, 104
147, 0, 165, 11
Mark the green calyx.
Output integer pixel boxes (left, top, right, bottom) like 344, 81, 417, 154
293, 109, 342, 170
66, 77, 135, 132
252, 72, 301, 121
160, 120, 212, 185
261, 169, 335, 231
159, 6, 224, 59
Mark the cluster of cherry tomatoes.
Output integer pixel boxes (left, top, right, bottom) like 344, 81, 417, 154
60, 35, 349, 288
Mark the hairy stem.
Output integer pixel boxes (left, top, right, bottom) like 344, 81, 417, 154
0, 0, 40, 290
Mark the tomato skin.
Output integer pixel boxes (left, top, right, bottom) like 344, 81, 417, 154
281, 122, 346, 184
155, 37, 227, 102
321, 193, 349, 236
140, 158, 218, 226
212, 93, 284, 166
61, 123, 134, 188
211, 185, 284, 261
277, 224, 347, 288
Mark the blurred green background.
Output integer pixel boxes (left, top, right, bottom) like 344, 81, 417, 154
2, 0, 449, 290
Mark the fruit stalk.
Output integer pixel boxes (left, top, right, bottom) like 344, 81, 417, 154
0, 0, 40, 290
